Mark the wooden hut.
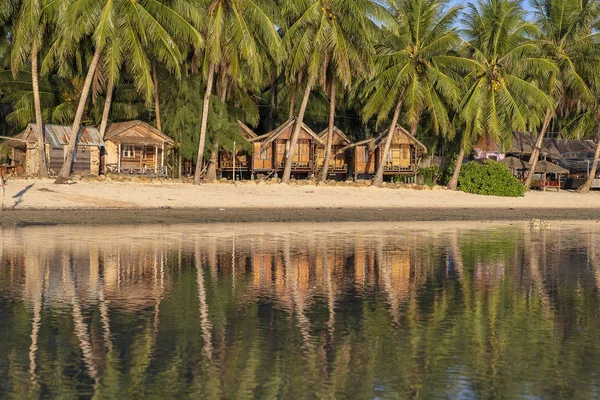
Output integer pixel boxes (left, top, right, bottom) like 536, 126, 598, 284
315, 126, 352, 178
249, 117, 323, 178
104, 121, 174, 175
341, 124, 427, 180
218, 121, 257, 179
10, 124, 103, 176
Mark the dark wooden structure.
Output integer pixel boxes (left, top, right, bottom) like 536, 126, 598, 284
316, 127, 352, 178
249, 117, 324, 177
341, 124, 427, 180
104, 121, 174, 176
9, 124, 103, 176
218, 121, 257, 179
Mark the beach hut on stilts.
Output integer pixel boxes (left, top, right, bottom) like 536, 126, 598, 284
218, 121, 257, 180
340, 124, 427, 181
316, 126, 352, 180
249, 117, 324, 179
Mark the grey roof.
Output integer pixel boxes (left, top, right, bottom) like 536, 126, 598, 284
501, 156, 531, 170
535, 160, 569, 174
22, 124, 103, 148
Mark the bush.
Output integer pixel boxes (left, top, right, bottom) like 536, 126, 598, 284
418, 166, 440, 187
458, 160, 525, 197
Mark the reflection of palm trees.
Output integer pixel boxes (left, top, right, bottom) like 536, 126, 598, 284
27, 251, 48, 386
62, 254, 99, 386
195, 242, 213, 360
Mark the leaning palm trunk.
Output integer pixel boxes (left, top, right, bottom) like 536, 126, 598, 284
194, 62, 216, 185
577, 138, 600, 193
282, 76, 313, 184
98, 79, 114, 138
31, 44, 48, 178
153, 63, 162, 132
55, 47, 102, 184
447, 146, 466, 191
524, 107, 552, 190
319, 81, 336, 183
205, 141, 218, 181
372, 100, 402, 187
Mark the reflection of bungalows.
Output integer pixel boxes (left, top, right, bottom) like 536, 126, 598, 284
342, 124, 427, 180
104, 120, 174, 175
249, 117, 324, 177
218, 121, 257, 179
315, 127, 352, 179
13, 123, 103, 176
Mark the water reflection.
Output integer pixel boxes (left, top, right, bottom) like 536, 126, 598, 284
1, 223, 600, 398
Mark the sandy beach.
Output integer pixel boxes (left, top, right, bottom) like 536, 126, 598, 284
1, 178, 599, 225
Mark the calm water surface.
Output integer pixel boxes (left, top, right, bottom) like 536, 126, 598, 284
1, 222, 600, 399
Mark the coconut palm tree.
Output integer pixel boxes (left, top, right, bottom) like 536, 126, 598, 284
315, 0, 386, 182
363, 0, 464, 187
447, 0, 554, 191
193, 0, 283, 185
522, 0, 600, 191
52, 0, 202, 183
10, 0, 50, 177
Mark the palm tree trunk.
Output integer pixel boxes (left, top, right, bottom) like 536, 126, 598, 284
288, 90, 297, 119
578, 138, 600, 193
447, 146, 466, 191
194, 62, 215, 185
319, 80, 336, 182
31, 44, 48, 178
372, 99, 402, 187
268, 72, 276, 131
524, 107, 552, 190
152, 63, 162, 132
282, 76, 313, 184
98, 79, 114, 138
206, 74, 228, 181
55, 47, 102, 184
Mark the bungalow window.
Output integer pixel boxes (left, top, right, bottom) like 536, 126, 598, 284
363, 147, 369, 161
123, 145, 135, 158
260, 146, 269, 160
141, 146, 147, 159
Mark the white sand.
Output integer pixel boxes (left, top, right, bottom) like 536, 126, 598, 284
2, 178, 599, 210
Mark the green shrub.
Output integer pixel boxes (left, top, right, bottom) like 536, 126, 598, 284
458, 160, 525, 197
418, 166, 440, 187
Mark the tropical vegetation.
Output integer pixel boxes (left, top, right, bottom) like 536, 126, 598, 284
1, 0, 600, 191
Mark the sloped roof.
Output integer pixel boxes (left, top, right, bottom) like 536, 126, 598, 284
501, 156, 531, 170
105, 120, 174, 146
549, 138, 597, 158
535, 160, 569, 174
339, 124, 427, 154
318, 126, 351, 145
237, 121, 258, 140
20, 124, 103, 148
249, 117, 323, 146
474, 132, 561, 157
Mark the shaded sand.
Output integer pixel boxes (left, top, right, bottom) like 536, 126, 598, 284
0, 178, 599, 225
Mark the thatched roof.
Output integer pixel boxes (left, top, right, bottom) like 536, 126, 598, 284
317, 126, 351, 145
339, 124, 427, 154
249, 117, 323, 147
105, 120, 174, 147
535, 160, 569, 174
474, 132, 561, 157
501, 156, 531, 170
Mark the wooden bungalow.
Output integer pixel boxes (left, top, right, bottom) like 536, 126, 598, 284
218, 121, 257, 179
104, 120, 174, 175
341, 124, 427, 180
315, 126, 352, 178
7, 123, 103, 176
249, 117, 324, 178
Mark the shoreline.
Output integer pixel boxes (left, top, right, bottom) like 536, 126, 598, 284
3, 207, 600, 226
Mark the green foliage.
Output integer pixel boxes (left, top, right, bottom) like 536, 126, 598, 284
458, 160, 525, 197
418, 166, 440, 187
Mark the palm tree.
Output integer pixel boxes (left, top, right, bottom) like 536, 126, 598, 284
447, 0, 553, 191
316, 0, 385, 183
522, 0, 600, 191
363, 0, 464, 186
193, 0, 283, 185
10, 0, 50, 178
52, 0, 202, 183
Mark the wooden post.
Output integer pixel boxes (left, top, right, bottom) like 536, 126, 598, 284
233, 141, 236, 182
155, 146, 158, 173
161, 144, 165, 172
118, 143, 121, 172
